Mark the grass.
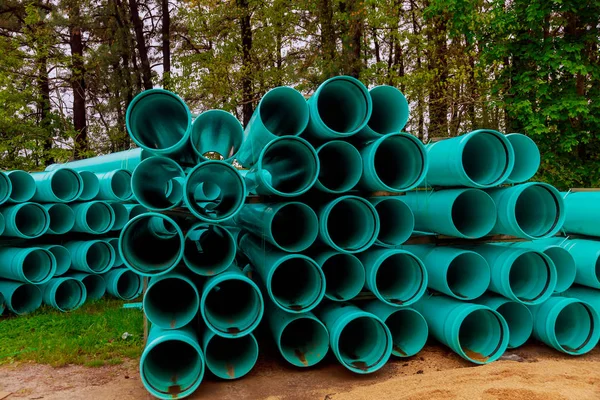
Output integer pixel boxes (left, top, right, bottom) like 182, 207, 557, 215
0, 298, 144, 367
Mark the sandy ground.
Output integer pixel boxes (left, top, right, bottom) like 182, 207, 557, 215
1, 342, 599, 400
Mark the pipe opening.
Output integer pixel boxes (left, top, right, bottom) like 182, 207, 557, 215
86, 242, 113, 273
338, 316, 389, 372
85, 202, 114, 233
116, 270, 142, 300
259, 87, 308, 136
451, 190, 496, 238
446, 252, 489, 299
79, 171, 100, 201
260, 139, 317, 195
47, 245, 70, 276
12, 284, 41, 314
143, 340, 203, 395
8, 171, 35, 202
146, 277, 198, 329
543, 247, 576, 293
326, 198, 377, 252
55, 279, 85, 311
317, 79, 369, 134
507, 134, 540, 183
375, 253, 424, 305
497, 302, 532, 348
82, 275, 105, 301
554, 302, 595, 353
271, 258, 323, 311
107, 238, 123, 267
375, 198, 413, 246
374, 135, 425, 190
509, 252, 551, 302
205, 278, 262, 335
110, 203, 128, 231
367, 86, 409, 135
458, 309, 505, 363
317, 141, 362, 193
280, 318, 329, 367
50, 169, 81, 202
191, 110, 243, 160
270, 203, 318, 252
127, 205, 147, 219
23, 250, 53, 284
515, 185, 560, 238
15, 203, 47, 237
205, 334, 258, 379
184, 226, 235, 276
47, 204, 75, 235
386, 309, 428, 357
110, 170, 132, 200
132, 158, 184, 210
461, 131, 509, 186
322, 254, 364, 301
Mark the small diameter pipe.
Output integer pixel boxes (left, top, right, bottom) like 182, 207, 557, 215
316, 302, 392, 374
124, 203, 147, 220
202, 330, 259, 380
0, 247, 56, 284
45, 148, 150, 173
362, 301, 428, 358
31, 169, 83, 203
103, 268, 143, 300
39, 277, 87, 312
69, 272, 106, 301
0, 293, 4, 315
505, 133, 540, 184
558, 239, 600, 289
0, 202, 50, 239
106, 238, 124, 267
131, 156, 186, 211
356, 85, 410, 141
0, 171, 11, 205
108, 203, 128, 231
312, 251, 365, 301
70, 201, 116, 234
183, 223, 236, 276
314, 141, 362, 194
78, 171, 100, 201
96, 169, 133, 201
38, 245, 71, 276
562, 192, 600, 237
42, 203, 75, 235
475, 293, 533, 349
191, 109, 244, 162
6, 170, 35, 203
144, 272, 200, 330
0, 281, 42, 315
369, 197, 414, 247
65, 240, 115, 274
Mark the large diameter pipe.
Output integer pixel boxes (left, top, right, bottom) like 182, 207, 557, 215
202, 330, 259, 380
403, 188, 497, 239
96, 169, 133, 201
475, 294, 533, 349
103, 268, 143, 300
562, 191, 600, 237
183, 223, 236, 276
40, 277, 87, 312
242, 136, 319, 197
313, 251, 365, 301
39, 244, 71, 276
0, 202, 50, 238
45, 148, 150, 173
191, 110, 243, 162
132, 157, 185, 211
184, 161, 246, 222
558, 239, 600, 289
487, 182, 565, 239
78, 171, 100, 201
6, 170, 35, 203
0, 171, 11, 205
0, 281, 42, 315
318, 195, 379, 253
358, 248, 427, 307
70, 201, 115, 234
144, 273, 199, 330
361, 301, 428, 358
200, 265, 264, 337
314, 141, 362, 193
505, 133, 540, 183
119, 213, 184, 276
369, 197, 414, 246
0, 247, 56, 284
31, 169, 83, 202
69, 272, 106, 301
140, 325, 205, 399
239, 234, 325, 313
356, 85, 409, 141
358, 133, 428, 192
234, 202, 318, 252
303, 75, 372, 140
316, 302, 392, 374
65, 240, 115, 274
42, 203, 75, 235
528, 296, 600, 355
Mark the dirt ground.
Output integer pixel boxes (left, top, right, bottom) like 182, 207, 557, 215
1, 342, 599, 400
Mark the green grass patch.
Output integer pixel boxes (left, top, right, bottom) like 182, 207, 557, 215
0, 298, 144, 367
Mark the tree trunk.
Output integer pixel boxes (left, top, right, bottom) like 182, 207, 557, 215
318, 0, 337, 78
238, 0, 253, 126
339, 0, 363, 79
426, 12, 449, 137
128, 0, 152, 90
38, 54, 54, 165
162, 0, 170, 89
69, 4, 87, 159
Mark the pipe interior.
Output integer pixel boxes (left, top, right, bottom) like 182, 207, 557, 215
86, 242, 113, 273
107, 238, 123, 267
446, 252, 490, 299
51, 169, 81, 201
191, 111, 243, 160
509, 252, 551, 302
317, 79, 368, 133
147, 277, 198, 329
132, 158, 184, 209
338, 316, 389, 371
367, 86, 409, 135
386, 309, 428, 357
110, 170, 132, 200
48, 245, 71, 276
15, 204, 47, 237
116, 270, 142, 300
83, 274, 106, 300
458, 309, 504, 362
554, 302, 594, 352
55, 279, 84, 311
322, 254, 365, 301
544, 247, 576, 293
374, 135, 424, 190
507, 134, 540, 182
260, 87, 308, 136
205, 335, 258, 379
317, 141, 362, 192
271, 258, 322, 311
85, 202, 113, 233
12, 284, 41, 314
375, 253, 423, 305
261, 140, 317, 194
451, 190, 496, 238
47, 204, 75, 234
79, 171, 100, 200
515, 185, 559, 238
184, 226, 235, 275
205, 278, 262, 334
326, 198, 377, 252
186, 164, 244, 220
8, 171, 36, 202
22, 249, 53, 283
271, 203, 318, 252
497, 302, 532, 348
375, 198, 413, 246
143, 340, 202, 394
280, 318, 328, 367
461, 132, 509, 186
127, 205, 147, 219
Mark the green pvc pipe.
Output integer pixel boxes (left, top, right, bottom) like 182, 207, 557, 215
108, 202, 128, 232
45, 148, 151, 173
40, 277, 87, 312
0, 202, 50, 238
303, 75, 372, 140
96, 169, 133, 201
234, 202, 318, 252
413, 294, 509, 364
356, 85, 409, 141
183, 223, 236, 276
106, 238, 123, 267
0, 213, 5, 235
505, 133, 540, 183
487, 182, 565, 239
0, 247, 56, 284
202, 330, 259, 380
359, 133, 428, 192
562, 286, 600, 317
266, 303, 329, 367
528, 296, 600, 355
38, 244, 71, 276
42, 203, 75, 235
558, 239, 600, 289
124, 203, 147, 220
6, 170, 35, 203
119, 213, 184, 276
200, 265, 264, 337
361, 301, 428, 358
369, 197, 414, 246
358, 248, 427, 307
404, 245, 490, 300
31, 169, 83, 203
0, 171, 11, 205
65, 240, 115, 274
0, 292, 4, 315
68, 272, 106, 301
183, 161, 246, 222
191, 109, 244, 162
140, 325, 205, 399
316, 302, 392, 374
475, 293, 533, 349
239, 234, 325, 313
0, 281, 42, 315
314, 141, 362, 193
70, 201, 115, 234
318, 195, 380, 253
242, 136, 319, 197
562, 191, 600, 237
312, 251, 365, 301
132, 157, 185, 211
144, 272, 199, 330
103, 268, 143, 300
78, 171, 100, 201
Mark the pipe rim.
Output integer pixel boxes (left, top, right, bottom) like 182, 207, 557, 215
144, 274, 199, 329
505, 250, 556, 305
496, 301, 533, 348
315, 141, 363, 193
455, 306, 509, 364
50, 169, 84, 202
113, 269, 143, 300
506, 133, 540, 184
85, 241, 116, 274
372, 197, 414, 246
183, 223, 236, 276
7, 170, 34, 203
321, 253, 365, 301
22, 248, 56, 284
512, 183, 565, 239
549, 299, 600, 355
45, 203, 75, 235
204, 333, 259, 379
107, 169, 133, 201
191, 109, 244, 161
258, 86, 309, 137
43, 245, 71, 276
371, 250, 427, 306
78, 171, 100, 201
9, 283, 42, 315
81, 274, 106, 301
543, 246, 576, 293
51, 278, 87, 312
13, 202, 51, 239
365, 85, 409, 136
384, 308, 428, 357
451, 189, 497, 239
83, 201, 116, 234
131, 157, 186, 211
277, 315, 329, 367
269, 202, 319, 252
109, 203, 128, 232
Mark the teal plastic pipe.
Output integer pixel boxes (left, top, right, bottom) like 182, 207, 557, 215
361, 301, 428, 358
413, 294, 509, 364
312, 251, 365, 301
65, 240, 115, 274
369, 197, 414, 246
316, 302, 392, 374
0, 281, 42, 315
108, 203, 128, 231
0, 293, 3, 315
505, 133, 540, 183
6, 170, 35, 203
119, 213, 184, 276
314, 141, 362, 193
528, 296, 600, 355
358, 133, 428, 192
69, 272, 106, 301
96, 169, 133, 201
191, 109, 244, 162
404, 245, 490, 300
103, 268, 143, 300
242, 136, 319, 197
558, 239, 600, 289
239, 234, 325, 313
31, 169, 83, 203
200, 265, 264, 337
144, 273, 199, 330
39, 277, 87, 312
124, 203, 147, 220
0, 171, 11, 205
0, 247, 56, 284
183, 223, 235, 276
183, 161, 246, 222
0, 202, 50, 238
45, 148, 150, 173
78, 171, 100, 201
266, 302, 329, 367
425, 129, 514, 188
356, 85, 409, 141
237, 86, 309, 166
317, 195, 379, 253
562, 286, 600, 316
402, 188, 497, 239
70, 201, 115, 234
38, 244, 71, 276
469, 244, 556, 305
0, 213, 5, 235
42, 203, 75, 235
487, 182, 565, 239
475, 293, 533, 349
140, 325, 205, 399
358, 248, 427, 307
234, 202, 318, 252
202, 330, 259, 380
303, 75, 372, 140
562, 191, 600, 237
132, 157, 185, 211
106, 238, 123, 267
